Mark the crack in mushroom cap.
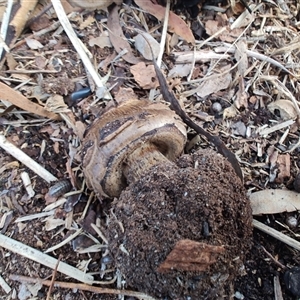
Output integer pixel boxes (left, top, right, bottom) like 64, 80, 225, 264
82, 99, 187, 198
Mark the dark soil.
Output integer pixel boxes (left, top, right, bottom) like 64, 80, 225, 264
107, 149, 253, 299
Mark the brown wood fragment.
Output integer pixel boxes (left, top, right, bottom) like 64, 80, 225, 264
157, 239, 225, 273
0, 82, 60, 120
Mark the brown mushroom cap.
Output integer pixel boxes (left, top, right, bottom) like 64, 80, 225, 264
82, 99, 186, 198
68, 0, 122, 9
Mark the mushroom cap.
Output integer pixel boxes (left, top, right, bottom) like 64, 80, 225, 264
68, 0, 122, 9
82, 99, 187, 198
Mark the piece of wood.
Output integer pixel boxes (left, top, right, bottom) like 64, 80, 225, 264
0, 233, 94, 284
0, 82, 60, 120
158, 239, 225, 273
0, 274, 11, 294
9, 275, 156, 300
253, 219, 300, 251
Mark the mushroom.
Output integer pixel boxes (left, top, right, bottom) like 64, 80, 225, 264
82, 99, 253, 299
68, 0, 122, 10
82, 99, 186, 198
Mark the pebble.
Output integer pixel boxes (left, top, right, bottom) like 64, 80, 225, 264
134, 33, 160, 60
286, 215, 298, 228
234, 291, 245, 299
212, 102, 222, 113
284, 266, 300, 296
294, 172, 300, 192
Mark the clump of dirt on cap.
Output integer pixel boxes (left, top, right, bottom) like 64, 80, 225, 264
106, 149, 253, 299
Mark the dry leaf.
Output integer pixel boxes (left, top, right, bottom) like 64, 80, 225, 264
45, 95, 69, 113
115, 87, 137, 104
107, 5, 144, 64
223, 104, 238, 119
235, 39, 248, 77
250, 189, 300, 215
277, 154, 290, 183
79, 15, 95, 30
134, 33, 160, 60
25, 38, 43, 49
234, 76, 248, 109
0, 82, 60, 120
158, 239, 225, 273
89, 36, 112, 48
130, 62, 159, 89
267, 100, 298, 120
205, 19, 243, 43
196, 71, 232, 98
134, 0, 195, 44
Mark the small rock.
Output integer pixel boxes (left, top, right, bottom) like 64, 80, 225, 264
286, 215, 298, 228
212, 102, 222, 113
231, 121, 247, 137
284, 266, 300, 296
234, 291, 245, 299
294, 172, 300, 192
134, 33, 160, 60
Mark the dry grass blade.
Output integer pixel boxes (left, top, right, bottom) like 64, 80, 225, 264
0, 275, 11, 294
253, 219, 300, 252
0, 233, 94, 284
51, 0, 111, 98
0, 134, 57, 183
44, 228, 83, 253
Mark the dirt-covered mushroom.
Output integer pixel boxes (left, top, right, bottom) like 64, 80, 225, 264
82, 99, 187, 198
82, 99, 253, 299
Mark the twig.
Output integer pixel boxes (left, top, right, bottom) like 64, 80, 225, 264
258, 119, 295, 137
0, 0, 13, 59
253, 219, 300, 251
260, 246, 286, 270
9, 275, 157, 300
15, 211, 55, 223
0, 274, 11, 294
156, 0, 170, 68
0, 134, 57, 183
0, 233, 94, 284
45, 228, 83, 253
46, 255, 62, 300
51, 0, 111, 99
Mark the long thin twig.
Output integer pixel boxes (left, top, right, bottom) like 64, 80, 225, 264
0, 134, 57, 183
253, 219, 300, 251
9, 275, 157, 300
51, 0, 111, 99
0, 234, 94, 284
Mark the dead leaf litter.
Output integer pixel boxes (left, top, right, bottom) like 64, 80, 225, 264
1, 0, 300, 299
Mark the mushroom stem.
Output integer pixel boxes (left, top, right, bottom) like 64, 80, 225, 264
123, 143, 173, 184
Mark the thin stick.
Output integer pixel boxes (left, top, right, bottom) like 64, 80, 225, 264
0, 0, 13, 58
46, 255, 62, 300
0, 233, 94, 284
253, 219, 300, 251
0, 134, 57, 183
0, 274, 11, 294
156, 0, 170, 68
9, 275, 157, 300
51, 0, 111, 98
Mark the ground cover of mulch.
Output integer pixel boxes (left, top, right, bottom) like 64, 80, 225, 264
1, 0, 300, 299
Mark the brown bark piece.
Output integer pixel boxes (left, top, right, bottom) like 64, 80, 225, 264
0, 82, 60, 120
158, 239, 225, 273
